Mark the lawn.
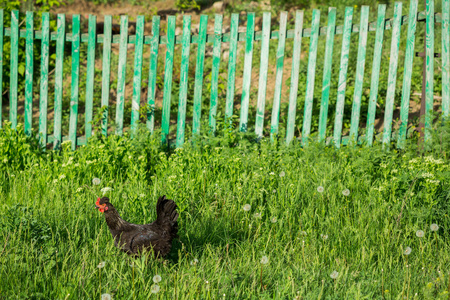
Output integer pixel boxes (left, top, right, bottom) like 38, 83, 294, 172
1, 123, 450, 299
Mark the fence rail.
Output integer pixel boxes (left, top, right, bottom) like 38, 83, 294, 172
0, 0, 449, 150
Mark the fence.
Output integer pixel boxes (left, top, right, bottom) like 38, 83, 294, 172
0, 0, 449, 150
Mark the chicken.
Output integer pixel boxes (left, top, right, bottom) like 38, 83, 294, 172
95, 195, 178, 257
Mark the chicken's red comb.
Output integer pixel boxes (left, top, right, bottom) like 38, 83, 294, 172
96, 198, 100, 206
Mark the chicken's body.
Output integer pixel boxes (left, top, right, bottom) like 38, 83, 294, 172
96, 196, 178, 257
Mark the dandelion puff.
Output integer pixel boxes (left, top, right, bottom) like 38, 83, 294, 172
76, 187, 83, 193
53, 179, 58, 184
271, 217, 277, 223
97, 261, 106, 269
273, 189, 276, 193
279, 171, 286, 177
153, 275, 162, 283
243, 204, 251, 212
300, 231, 307, 236
254, 212, 261, 218
321, 234, 328, 240
150, 284, 160, 294
139, 193, 146, 199
342, 189, 350, 196
416, 230, 425, 238
260, 256, 269, 265
59, 174, 66, 180
101, 187, 113, 195
190, 258, 199, 266
92, 178, 101, 185
430, 224, 439, 232
330, 271, 339, 279
317, 186, 324, 193
101, 294, 112, 300
403, 247, 412, 255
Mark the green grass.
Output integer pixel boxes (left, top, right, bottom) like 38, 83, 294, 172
1, 123, 450, 299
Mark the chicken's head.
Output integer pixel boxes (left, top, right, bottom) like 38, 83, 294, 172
95, 197, 110, 213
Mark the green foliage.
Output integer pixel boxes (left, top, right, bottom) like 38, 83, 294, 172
175, 0, 200, 11
0, 120, 450, 298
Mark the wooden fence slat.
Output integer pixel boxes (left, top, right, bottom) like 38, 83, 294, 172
161, 16, 176, 144
424, 0, 435, 143
115, 15, 128, 136
176, 15, 191, 148
318, 8, 336, 143
146, 16, 160, 133
24, 11, 34, 136
442, 0, 450, 118
366, 5, 386, 146
39, 12, 50, 147
69, 15, 81, 151
349, 6, 369, 144
0, 10, 3, 128
225, 13, 239, 121
286, 10, 304, 145
398, 0, 418, 148
9, 10, 19, 129
101, 15, 112, 136
85, 15, 97, 140
130, 15, 145, 133
53, 14, 65, 150
209, 15, 223, 133
239, 12, 255, 133
382, 2, 403, 147
255, 12, 271, 138
270, 11, 287, 141
301, 9, 320, 145
192, 15, 208, 136
333, 7, 353, 148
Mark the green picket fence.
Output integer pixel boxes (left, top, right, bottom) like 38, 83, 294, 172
0, 0, 449, 150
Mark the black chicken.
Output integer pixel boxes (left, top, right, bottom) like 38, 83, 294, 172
95, 195, 178, 257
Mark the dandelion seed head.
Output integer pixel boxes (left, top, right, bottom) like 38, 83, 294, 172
342, 189, 350, 196
317, 186, 324, 193
92, 178, 101, 185
59, 174, 66, 180
403, 247, 412, 255
321, 234, 328, 240
279, 171, 286, 177
416, 230, 425, 238
151, 284, 160, 294
101, 187, 113, 195
97, 261, 106, 269
271, 217, 277, 223
430, 224, 439, 232
53, 179, 58, 184
254, 212, 261, 218
190, 258, 199, 266
243, 204, 251, 212
330, 271, 339, 279
101, 294, 111, 300
139, 193, 146, 199
153, 275, 162, 283
260, 256, 269, 265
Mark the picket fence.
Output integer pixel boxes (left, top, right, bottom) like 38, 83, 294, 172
0, 0, 449, 150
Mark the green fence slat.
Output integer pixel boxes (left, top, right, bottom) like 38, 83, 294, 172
224, 13, 239, 121
301, 9, 320, 145
115, 15, 128, 136
443, 0, 450, 118
0, 10, 3, 128
349, 6, 369, 144
366, 5, 386, 146
146, 16, 160, 133
39, 13, 50, 147
286, 10, 304, 145
101, 15, 112, 136
318, 8, 336, 143
130, 15, 145, 133
176, 16, 191, 148
85, 15, 96, 140
333, 7, 353, 148
9, 10, 19, 129
239, 12, 255, 132
24, 11, 34, 136
161, 15, 175, 144
209, 15, 223, 133
255, 12, 271, 138
53, 14, 65, 150
398, 0, 418, 148
269, 11, 287, 141
424, 0, 435, 143
192, 15, 208, 136
69, 15, 81, 151
382, 2, 403, 147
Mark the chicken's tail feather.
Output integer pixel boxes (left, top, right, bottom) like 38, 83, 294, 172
156, 195, 179, 238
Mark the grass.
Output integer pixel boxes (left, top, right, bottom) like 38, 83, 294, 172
1, 123, 450, 299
